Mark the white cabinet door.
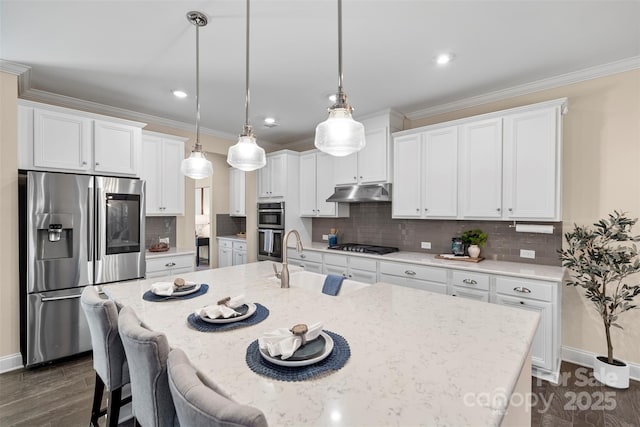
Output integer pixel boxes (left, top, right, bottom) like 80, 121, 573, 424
160, 139, 185, 215
218, 246, 233, 268
349, 268, 377, 284
229, 168, 246, 217
459, 118, 503, 218
299, 152, 317, 216
257, 162, 270, 198
495, 294, 553, 370
423, 126, 458, 218
33, 108, 91, 171
333, 153, 358, 186
140, 135, 163, 214
358, 127, 388, 184
324, 265, 347, 277
503, 108, 559, 220
93, 120, 140, 175
392, 134, 423, 217
233, 250, 247, 266
315, 152, 337, 216
268, 153, 286, 198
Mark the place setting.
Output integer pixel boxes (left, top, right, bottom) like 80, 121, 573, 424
187, 294, 269, 332
142, 278, 209, 302
246, 322, 350, 382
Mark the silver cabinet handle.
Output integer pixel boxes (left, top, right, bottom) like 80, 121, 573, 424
95, 162, 100, 166
41, 294, 82, 302
300, 254, 306, 259
496, 208, 501, 212
165, 262, 176, 267
513, 286, 531, 293
424, 208, 428, 212
82, 161, 87, 166
416, 208, 419, 212
462, 279, 477, 285
359, 176, 363, 179
348, 274, 353, 278
508, 208, 513, 212
404, 270, 416, 276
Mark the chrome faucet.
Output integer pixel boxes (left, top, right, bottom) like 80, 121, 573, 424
274, 229, 303, 288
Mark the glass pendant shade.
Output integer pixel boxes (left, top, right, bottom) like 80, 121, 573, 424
314, 107, 366, 157
227, 134, 266, 171
181, 151, 213, 179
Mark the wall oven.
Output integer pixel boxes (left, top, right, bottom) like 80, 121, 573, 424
257, 202, 284, 262
258, 202, 284, 229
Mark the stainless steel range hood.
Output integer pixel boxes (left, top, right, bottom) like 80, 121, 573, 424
326, 183, 392, 203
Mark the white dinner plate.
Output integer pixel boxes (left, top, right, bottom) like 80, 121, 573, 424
259, 331, 334, 367
200, 303, 257, 324
152, 283, 200, 297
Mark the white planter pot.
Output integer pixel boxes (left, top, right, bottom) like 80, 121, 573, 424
593, 355, 630, 389
468, 245, 481, 259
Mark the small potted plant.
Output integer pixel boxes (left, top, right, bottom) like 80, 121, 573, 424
558, 211, 640, 388
461, 229, 487, 258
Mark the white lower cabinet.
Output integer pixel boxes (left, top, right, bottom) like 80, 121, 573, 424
323, 254, 378, 284
379, 261, 448, 294
218, 240, 233, 268
232, 241, 247, 266
146, 253, 195, 278
287, 248, 323, 273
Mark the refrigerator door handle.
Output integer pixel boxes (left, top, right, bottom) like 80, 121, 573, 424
96, 187, 102, 261
41, 294, 82, 302
88, 186, 94, 262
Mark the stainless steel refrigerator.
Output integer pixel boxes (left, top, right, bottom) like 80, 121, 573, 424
19, 170, 145, 367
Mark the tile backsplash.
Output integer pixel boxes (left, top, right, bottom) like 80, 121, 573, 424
145, 216, 177, 249
216, 214, 246, 236
312, 203, 562, 266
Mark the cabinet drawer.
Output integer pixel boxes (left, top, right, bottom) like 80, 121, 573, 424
233, 241, 247, 251
218, 240, 233, 249
147, 255, 194, 273
287, 249, 323, 264
451, 270, 490, 291
323, 253, 348, 267
379, 273, 447, 294
495, 276, 554, 302
450, 286, 489, 302
379, 261, 447, 284
349, 256, 377, 272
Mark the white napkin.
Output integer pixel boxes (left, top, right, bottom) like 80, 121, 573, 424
196, 295, 245, 319
151, 281, 196, 296
258, 322, 323, 360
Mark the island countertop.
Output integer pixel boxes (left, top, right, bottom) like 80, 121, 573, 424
103, 261, 539, 426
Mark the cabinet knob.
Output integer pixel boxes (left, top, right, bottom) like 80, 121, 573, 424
416, 208, 420, 212
300, 254, 306, 259
359, 176, 363, 179
95, 162, 100, 166
513, 286, 532, 294
496, 208, 501, 212
424, 208, 428, 212
82, 161, 87, 166
353, 176, 357, 180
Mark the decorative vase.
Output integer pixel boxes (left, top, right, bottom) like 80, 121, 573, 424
593, 355, 630, 389
468, 244, 481, 259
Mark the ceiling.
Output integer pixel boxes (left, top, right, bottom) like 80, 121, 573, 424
2, 1, 639, 147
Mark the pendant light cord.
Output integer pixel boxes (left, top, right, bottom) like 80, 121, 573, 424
337, 0, 343, 93
244, 0, 251, 129
195, 23, 201, 149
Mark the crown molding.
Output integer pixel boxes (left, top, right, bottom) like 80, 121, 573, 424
406, 55, 640, 121
0, 60, 32, 95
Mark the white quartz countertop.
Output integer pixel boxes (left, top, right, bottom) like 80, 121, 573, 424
216, 235, 247, 242
298, 242, 565, 282
145, 247, 195, 259
104, 261, 539, 426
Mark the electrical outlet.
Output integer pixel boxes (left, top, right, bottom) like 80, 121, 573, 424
160, 237, 170, 245
520, 249, 535, 259
322, 234, 329, 241
421, 242, 431, 249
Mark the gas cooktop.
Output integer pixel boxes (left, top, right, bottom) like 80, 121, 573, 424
328, 243, 399, 255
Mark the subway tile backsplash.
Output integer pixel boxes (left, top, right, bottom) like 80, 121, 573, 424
311, 203, 562, 266
216, 214, 246, 236
145, 216, 177, 249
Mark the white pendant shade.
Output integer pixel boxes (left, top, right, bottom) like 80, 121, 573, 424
227, 134, 266, 171
314, 108, 366, 157
181, 151, 213, 179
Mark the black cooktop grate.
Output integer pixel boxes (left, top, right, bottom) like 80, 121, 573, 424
328, 243, 399, 255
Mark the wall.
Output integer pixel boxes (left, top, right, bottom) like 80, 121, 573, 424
409, 69, 640, 365
312, 203, 562, 265
0, 72, 19, 361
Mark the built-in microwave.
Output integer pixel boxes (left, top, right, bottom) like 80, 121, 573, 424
258, 202, 284, 229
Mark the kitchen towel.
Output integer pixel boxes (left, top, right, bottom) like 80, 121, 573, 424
322, 274, 345, 296
258, 322, 323, 360
263, 229, 273, 253
195, 294, 245, 319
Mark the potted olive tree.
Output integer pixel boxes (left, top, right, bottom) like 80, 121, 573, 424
559, 211, 640, 388
461, 229, 487, 258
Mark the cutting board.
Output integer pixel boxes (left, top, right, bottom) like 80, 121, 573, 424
435, 255, 484, 263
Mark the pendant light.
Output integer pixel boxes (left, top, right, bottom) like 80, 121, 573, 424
227, 0, 266, 171
181, 11, 213, 180
314, 0, 365, 157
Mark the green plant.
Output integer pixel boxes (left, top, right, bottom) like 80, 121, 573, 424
558, 211, 640, 364
461, 229, 487, 247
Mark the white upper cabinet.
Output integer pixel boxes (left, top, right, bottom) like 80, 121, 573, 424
334, 111, 403, 186
299, 150, 349, 217
458, 118, 503, 219
258, 152, 287, 199
392, 98, 566, 221
229, 167, 246, 217
502, 107, 561, 220
140, 131, 186, 216
19, 100, 145, 177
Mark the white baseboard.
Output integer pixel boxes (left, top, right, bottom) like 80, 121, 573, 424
0, 353, 24, 374
562, 346, 640, 381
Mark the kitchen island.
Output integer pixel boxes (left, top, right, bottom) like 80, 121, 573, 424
103, 261, 539, 426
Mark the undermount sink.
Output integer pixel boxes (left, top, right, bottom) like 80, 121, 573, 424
271, 270, 370, 296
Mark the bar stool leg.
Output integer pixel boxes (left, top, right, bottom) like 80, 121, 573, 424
106, 387, 122, 427
90, 373, 105, 426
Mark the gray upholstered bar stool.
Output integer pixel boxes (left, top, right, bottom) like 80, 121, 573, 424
167, 348, 268, 427
118, 306, 179, 427
80, 286, 131, 427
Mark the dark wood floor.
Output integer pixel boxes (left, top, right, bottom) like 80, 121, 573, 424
1, 356, 638, 426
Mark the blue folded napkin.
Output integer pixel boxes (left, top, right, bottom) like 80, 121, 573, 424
322, 274, 345, 296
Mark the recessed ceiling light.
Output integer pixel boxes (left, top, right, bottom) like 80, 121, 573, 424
435, 53, 455, 65
264, 117, 279, 128
172, 90, 188, 98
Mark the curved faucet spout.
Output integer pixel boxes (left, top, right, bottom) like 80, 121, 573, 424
280, 229, 303, 288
